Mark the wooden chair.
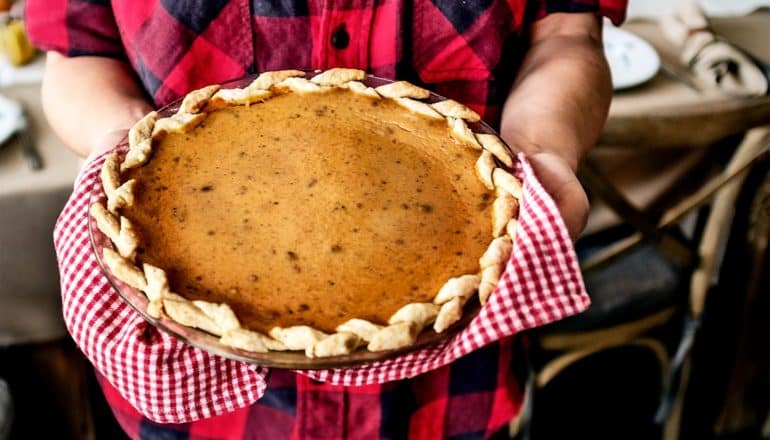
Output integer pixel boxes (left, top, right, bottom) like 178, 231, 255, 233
513, 13, 770, 440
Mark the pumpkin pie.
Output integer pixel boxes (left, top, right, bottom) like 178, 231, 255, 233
91, 68, 521, 358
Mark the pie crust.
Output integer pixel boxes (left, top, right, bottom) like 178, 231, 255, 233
91, 68, 521, 358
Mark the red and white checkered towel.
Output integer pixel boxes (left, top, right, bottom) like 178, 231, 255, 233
54, 152, 589, 424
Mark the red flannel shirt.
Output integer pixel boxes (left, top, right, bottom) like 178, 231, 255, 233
26, 1, 626, 439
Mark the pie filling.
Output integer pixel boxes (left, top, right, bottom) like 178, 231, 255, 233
122, 89, 493, 333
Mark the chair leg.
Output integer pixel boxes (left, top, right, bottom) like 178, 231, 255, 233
509, 371, 534, 439
664, 358, 692, 440
690, 127, 770, 317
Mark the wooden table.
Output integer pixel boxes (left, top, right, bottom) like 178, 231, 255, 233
0, 64, 79, 345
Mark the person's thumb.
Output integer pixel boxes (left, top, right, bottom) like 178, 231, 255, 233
527, 152, 589, 241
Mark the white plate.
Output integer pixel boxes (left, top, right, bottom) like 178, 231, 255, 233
603, 26, 661, 90
0, 95, 21, 149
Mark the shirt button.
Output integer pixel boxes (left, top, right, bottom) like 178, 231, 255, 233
331, 24, 349, 49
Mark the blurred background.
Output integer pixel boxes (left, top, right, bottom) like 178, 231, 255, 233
2, 0, 770, 439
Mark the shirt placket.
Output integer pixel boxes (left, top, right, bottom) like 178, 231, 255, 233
311, 0, 375, 70
295, 376, 348, 439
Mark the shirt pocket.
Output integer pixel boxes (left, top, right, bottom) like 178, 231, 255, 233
412, 0, 517, 84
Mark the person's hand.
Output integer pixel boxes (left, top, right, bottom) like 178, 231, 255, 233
85, 128, 130, 164
496, 13, 611, 241
500, 130, 590, 241
525, 151, 589, 241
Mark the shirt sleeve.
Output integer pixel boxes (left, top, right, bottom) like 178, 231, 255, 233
533, 0, 628, 26
24, 0, 125, 58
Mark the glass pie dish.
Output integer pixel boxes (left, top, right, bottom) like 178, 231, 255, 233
88, 73, 498, 369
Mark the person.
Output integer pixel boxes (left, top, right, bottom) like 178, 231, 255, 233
26, 1, 626, 438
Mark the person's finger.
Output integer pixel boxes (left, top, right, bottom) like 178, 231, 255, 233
527, 152, 589, 240
553, 177, 589, 240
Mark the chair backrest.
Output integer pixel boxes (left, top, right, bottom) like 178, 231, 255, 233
579, 136, 770, 274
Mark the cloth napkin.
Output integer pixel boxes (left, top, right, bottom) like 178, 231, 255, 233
660, 0, 769, 97
53, 152, 589, 424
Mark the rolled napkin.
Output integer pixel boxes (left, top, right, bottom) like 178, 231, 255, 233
660, 0, 769, 97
